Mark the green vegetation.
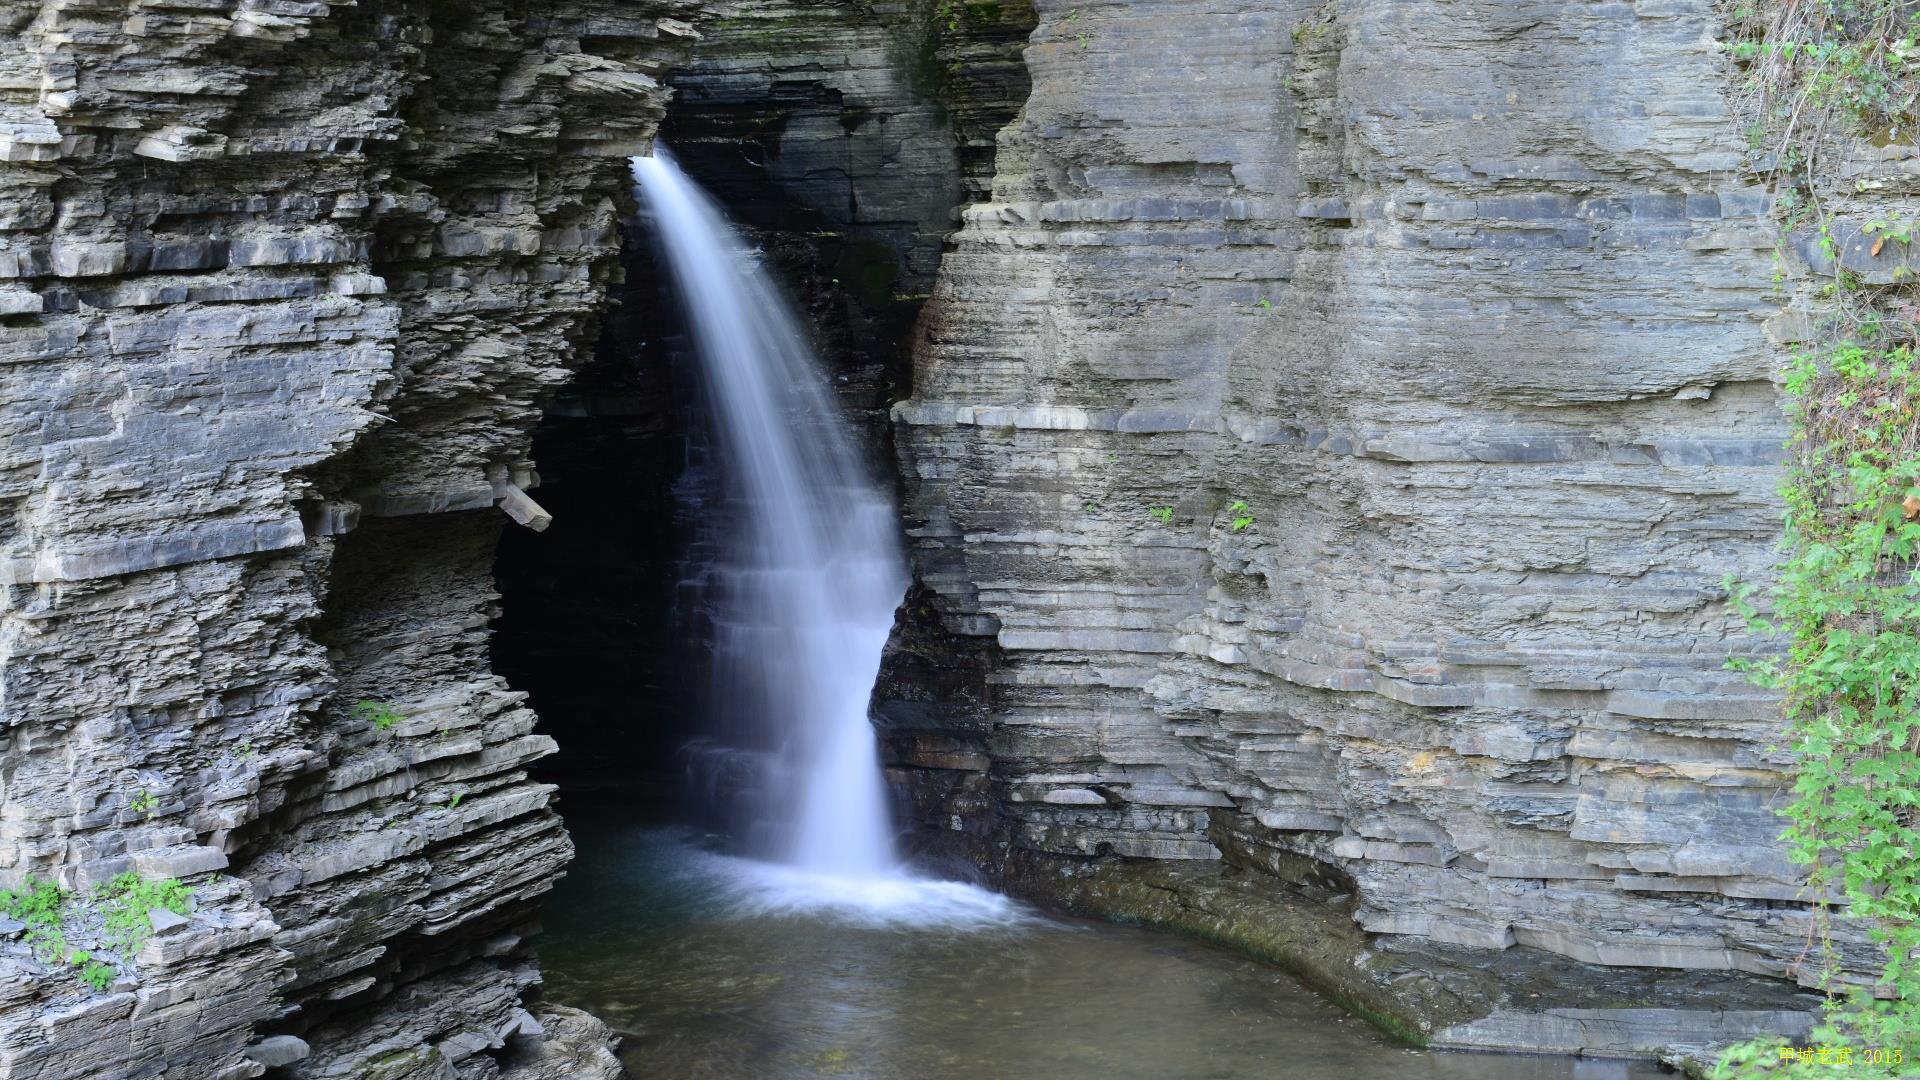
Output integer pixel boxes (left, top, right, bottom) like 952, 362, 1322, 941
128, 789, 158, 818
1719, 339, 1920, 1075
444, 793, 464, 811
1147, 506, 1174, 524
96, 872, 192, 959
1255, 298, 1273, 309
933, 0, 1011, 33
1060, 6, 1089, 48
74, 953, 113, 992
2, 878, 71, 966
1712, 0, 1920, 1073
354, 700, 404, 732
1724, 0, 1919, 161
1, 872, 191, 993
1225, 500, 1255, 532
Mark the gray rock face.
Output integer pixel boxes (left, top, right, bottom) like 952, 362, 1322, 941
0, 0, 1877, 1072
893, 0, 1875, 995
661, 0, 1035, 424
0, 2, 694, 1077
243, 1036, 312, 1069
145, 907, 190, 938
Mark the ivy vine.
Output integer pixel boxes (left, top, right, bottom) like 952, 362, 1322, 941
1713, 0, 1920, 1074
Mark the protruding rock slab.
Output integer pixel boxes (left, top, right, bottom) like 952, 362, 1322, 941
1001, 848, 1821, 1061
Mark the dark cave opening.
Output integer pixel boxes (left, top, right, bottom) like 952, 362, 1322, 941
489, 221, 692, 806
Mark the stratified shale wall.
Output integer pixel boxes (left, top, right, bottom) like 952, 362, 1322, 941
893, 0, 1861, 1012
0, 0, 1871, 1070
0, 2, 693, 1077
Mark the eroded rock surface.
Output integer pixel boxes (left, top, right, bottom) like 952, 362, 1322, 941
0, 0, 1875, 1072
892, 0, 1868, 1002
0, 2, 694, 1076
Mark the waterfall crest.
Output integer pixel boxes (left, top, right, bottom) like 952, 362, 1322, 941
632, 147, 906, 878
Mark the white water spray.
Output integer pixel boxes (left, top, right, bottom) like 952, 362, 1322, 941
632, 147, 906, 879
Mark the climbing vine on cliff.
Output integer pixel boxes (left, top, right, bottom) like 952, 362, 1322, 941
1713, 0, 1920, 1074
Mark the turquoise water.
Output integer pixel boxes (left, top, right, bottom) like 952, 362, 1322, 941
539, 817, 1672, 1080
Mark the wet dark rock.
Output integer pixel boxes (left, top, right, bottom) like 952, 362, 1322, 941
1001, 846, 1821, 1059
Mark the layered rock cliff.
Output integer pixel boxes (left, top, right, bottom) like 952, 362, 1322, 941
892, 0, 1865, 1016
550, 0, 1844, 1050
0, 2, 692, 1076
0, 0, 1881, 1071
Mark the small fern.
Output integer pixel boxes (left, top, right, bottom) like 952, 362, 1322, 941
352, 700, 404, 732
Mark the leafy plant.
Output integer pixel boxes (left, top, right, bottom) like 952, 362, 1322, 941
75, 955, 113, 992
1225, 500, 1255, 532
1255, 298, 1273, 309
95, 872, 192, 959
1147, 506, 1174, 524
353, 700, 404, 732
1712, 4, 1920, 1071
234, 739, 255, 763
1719, 341, 1920, 1076
1, 878, 70, 966
3, 873, 191, 992
128, 789, 158, 819
444, 793, 463, 810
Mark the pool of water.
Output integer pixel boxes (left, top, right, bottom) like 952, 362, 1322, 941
539, 815, 1673, 1080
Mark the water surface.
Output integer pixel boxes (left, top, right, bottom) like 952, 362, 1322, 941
541, 817, 1672, 1080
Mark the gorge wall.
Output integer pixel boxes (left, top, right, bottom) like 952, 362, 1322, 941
0, 0, 1880, 1075
0, 2, 693, 1076
609, 0, 1847, 1050
891, 0, 1866, 1020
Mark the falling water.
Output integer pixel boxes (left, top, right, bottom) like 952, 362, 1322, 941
632, 147, 907, 879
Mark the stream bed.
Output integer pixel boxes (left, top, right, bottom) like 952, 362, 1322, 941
540, 814, 1673, 1080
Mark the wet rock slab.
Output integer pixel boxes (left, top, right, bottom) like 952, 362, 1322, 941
1000, 848, 1820, 1062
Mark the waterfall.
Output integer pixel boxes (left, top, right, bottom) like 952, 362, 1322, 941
632, 147, 907, 878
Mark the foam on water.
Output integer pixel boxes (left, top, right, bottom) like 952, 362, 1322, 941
687, 844, 1037, 931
